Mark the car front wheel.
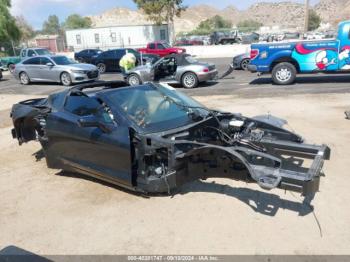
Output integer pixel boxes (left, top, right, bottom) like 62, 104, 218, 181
240, 59, 250, 71
20, 72, 30, 85
97, 63, 106, 73
182, 72, 198, 89
271, 62, 297, 85
61, 72, 72, 86
127, 74, 141, 86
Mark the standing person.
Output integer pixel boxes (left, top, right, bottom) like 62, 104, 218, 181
119, 52, 137, 75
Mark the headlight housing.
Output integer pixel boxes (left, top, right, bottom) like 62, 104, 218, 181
72, 70, 86, 74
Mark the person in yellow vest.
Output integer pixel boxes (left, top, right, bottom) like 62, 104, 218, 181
119, 52, 137, 75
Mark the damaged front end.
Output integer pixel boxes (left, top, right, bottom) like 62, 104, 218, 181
132, 114, 330, 196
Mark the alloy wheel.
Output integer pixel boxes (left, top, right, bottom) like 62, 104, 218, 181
276, 68, 292, 82
20, 72, 29, 85
183, 74, 196, 88
61, 73, 72, 86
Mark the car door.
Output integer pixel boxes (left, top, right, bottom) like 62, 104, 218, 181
154, 56, 176, 81
22, 57, 41, 80
148, 43, 157, 55
157, 43, 168, 57
44, 94, 133, 188
38, 57, 57, 82
78, 50, 88, 62
85, 50, 93, 63
103, 50, 116, 71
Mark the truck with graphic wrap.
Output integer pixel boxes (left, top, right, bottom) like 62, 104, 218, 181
248, 20, 350, 85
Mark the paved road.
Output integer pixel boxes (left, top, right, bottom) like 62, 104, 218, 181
1, 57, 350, 98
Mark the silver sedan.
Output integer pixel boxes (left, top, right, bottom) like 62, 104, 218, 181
14, 55, 99, 86
125, 54, 218, 89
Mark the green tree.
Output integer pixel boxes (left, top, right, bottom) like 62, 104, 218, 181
16, 16, 35, 43
0, 0, 21, 42
308, 10, 321, 31
197, 15, 232, 31
133, 0, 187, 42
63, 14, 92, 30
237, 19, 263, 32
42, 15, 61, 35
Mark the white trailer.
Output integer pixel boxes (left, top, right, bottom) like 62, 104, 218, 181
66, 24, 170, 51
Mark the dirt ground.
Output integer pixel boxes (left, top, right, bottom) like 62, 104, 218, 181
0, 92, 350, 255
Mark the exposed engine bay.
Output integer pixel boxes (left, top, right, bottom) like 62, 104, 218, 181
132, 112, 330, 196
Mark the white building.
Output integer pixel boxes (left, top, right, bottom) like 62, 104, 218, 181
66, 24, 170, 51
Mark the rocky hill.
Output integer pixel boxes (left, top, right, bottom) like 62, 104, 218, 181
88, 0, 350, 33
315, 0, 350, 24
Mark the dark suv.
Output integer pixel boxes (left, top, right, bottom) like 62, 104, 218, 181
74, 49, 102, 63
91, 49, 159, 73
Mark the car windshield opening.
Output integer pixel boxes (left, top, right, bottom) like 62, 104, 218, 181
36, 49, 52, 55
52, 56, 76, 65
108, 84, 209, 132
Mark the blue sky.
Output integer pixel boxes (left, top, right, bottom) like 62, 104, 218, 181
11, 0, 320, 29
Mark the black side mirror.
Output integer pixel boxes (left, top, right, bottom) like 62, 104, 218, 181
77, 115, 114, 133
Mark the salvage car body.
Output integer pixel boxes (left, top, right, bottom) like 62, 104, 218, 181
126, 54, 218, 88
11, 81, 330, 195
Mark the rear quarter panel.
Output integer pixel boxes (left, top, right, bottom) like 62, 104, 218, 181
175, 64, 206, 82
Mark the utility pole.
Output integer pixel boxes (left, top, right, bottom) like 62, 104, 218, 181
304, 0, 310, 33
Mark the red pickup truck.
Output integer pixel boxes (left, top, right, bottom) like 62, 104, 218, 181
138, 41, 186, 57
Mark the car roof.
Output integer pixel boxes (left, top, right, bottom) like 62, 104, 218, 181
23, 47, 48, 50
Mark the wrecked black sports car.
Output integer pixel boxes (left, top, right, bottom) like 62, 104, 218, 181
11, 81, 330, 195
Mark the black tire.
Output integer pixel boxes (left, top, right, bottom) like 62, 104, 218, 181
60, 72, 72, 86
127, 74, 142, 86
181, 72, 198, 89
19, 72, 30, 85
97, 63, 106, 73
271, 62, 297, 85
240, 59, 250, 71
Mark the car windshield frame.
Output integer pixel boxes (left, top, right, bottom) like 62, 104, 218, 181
51, 56, 77, 65
102, 84, 209, 133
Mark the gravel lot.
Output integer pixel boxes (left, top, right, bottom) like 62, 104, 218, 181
1, 58, 350, 255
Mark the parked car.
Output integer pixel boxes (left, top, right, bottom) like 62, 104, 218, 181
10, 80, 330, 196
0, 69, 2, 81
175, 38, 204, 46
241, 32, 260, 44
74, 49, 102, 63
125, 53, 218, 89
232, 53, 251, 71
283, 32, 301, 41
0, 56, 21, 73
92, 48, 160, 73
210, 31, 239, 45
14, 55, 99, 86
249, 20, 350, 85
0, 48, 52, 73
20, 48, 53, 60
0, 61, 4, 71
138, 41, 186, 57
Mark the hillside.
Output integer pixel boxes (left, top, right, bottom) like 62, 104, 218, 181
88, 0, 350, 33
